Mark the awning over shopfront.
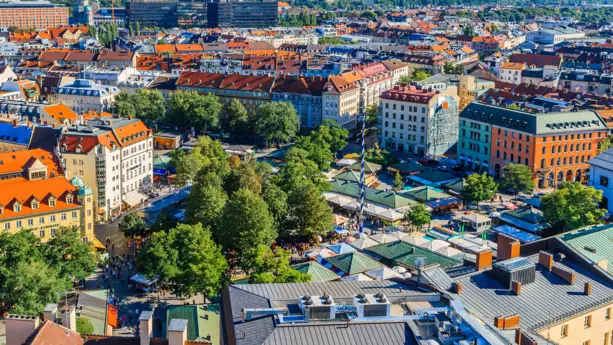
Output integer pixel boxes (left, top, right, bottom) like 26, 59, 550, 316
124, 192, 148, 207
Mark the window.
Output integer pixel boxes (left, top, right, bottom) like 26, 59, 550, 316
607, 308, 612, 320
31, 201, 38, 210
49, 198, 55, 207
61, 213, 67, 221
39, 216, 45, 224
72, 211, 78, 219
586, 315, 593, 329
39, 230, 45, 238
561, 324, 568, 337
3, 223, 9, 230
27, 218, 33, 226
542, 147, 546, 154
16, 220, 21, 228
50, 228, 56, 237
50, 215, 56, 222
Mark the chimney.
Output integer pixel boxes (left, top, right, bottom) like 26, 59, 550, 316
497, 233, 520, 261
6, 315, 40, 345
511, 281, 522, 295
43, 304, 58, 323
140, 311, 154, 345
61, 306, 76, 332
504, 314, 520, 329
167, 319, 188, 345
585, 282, 592, 295
494, 316, 504, 329
476, 249, 493, 270
538, 251, 553, 271
552, 264, 575, 285
515, 328, 522, 345
453, 282, 462, 294
11, 119, 17, 127
515, 328, 539, 345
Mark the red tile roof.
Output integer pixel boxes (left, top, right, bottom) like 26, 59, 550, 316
0, 148, 61, 177
0, 177, 80, 220
380, 85, 435, 104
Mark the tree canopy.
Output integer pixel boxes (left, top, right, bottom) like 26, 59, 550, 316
541, 182, 605, 230
119, 213, 147, 238
254, 102, 300, 146
404, 203, 431, 232
167, 91, 222, 133
461, 173, 498, 211
500, 164, 535, 196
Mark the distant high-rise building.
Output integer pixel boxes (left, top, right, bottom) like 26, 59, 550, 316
207, 0, 277, 28
177, 0, 208, 27
0, 0, 69, 29
126, 0, 178, 28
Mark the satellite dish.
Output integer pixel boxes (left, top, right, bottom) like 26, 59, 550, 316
413, 257, 426, 270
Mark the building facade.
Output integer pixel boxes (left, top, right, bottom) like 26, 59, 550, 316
56, 78, 120, 114
588, 148, 613, 213
0, 149, 94, 242
126, 0, 178, 27
379, 85, 459, 156
207, 0, 277, 28
0, 1, 69, 29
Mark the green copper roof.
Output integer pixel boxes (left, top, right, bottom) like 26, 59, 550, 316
292, 261, 340, 282
167, 304, 220, 345
505, 206, 544, 224
443, 179, 465, 193
325, 252, 384, 275
350, 161, 382, 173
330, 180, 418, 209
561, 224, 613, 275
402, 186, 452, 203
70, 176, 85, 188
365, 241, 461, 270
333, 170, 361, 183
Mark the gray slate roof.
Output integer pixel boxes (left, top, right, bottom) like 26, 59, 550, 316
449, 254, 613, 331
261, 322, 417, 345
460, 102, 607, 135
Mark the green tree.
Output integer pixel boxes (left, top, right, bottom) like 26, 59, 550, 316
119, 213, 147, 238
255, 102, 300, 146
168, 91, 222, 133
220, 99, 248, 137
170, 136, 229, 186
149, 211, 178, 234
2, 260, 70, 315
77, 317, 95, 334
462, 25, 476, 36
460, 173, 498, 211
42, 227, 96, 281
404, 203, 431, 232
397, 75, 412, 85
600, 135, 613, 153
261, 180, 288, 228
360, 10, 377, 20
218, 189, 276, 260
322, 120, 349, 155
132, 89, 166, 126
411, 69, 432, 82
247, 245, 311, 283
286, 182, 333, 239
393, 171, 404, 191
113, 91, 137, 118
500, 164, 535, 198
279, 148, 329, 191
224, 161, 262, 195
186, 171, 227, 229
541, 182, 605, 230
365, 104, 378, 127
506, 103, 522, 110
138, 223, 228, 298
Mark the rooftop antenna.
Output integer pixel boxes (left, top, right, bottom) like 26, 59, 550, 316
414, 257, 425, 286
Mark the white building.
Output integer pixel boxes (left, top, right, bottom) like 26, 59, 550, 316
498, 62, 526, 85
526, 27, 585, 44
588, 148, 613, 213
322, 75, 360, 129
56, 78, 120, 114
60, 117, 153, 221
379, 85, 459, 156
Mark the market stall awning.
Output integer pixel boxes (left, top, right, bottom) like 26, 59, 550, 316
124, 192, 148, 207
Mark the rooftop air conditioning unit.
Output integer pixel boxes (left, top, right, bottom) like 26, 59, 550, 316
300, 295, 336, 321
353, 293, 391, 318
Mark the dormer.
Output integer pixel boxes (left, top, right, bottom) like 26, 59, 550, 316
48, 195, 56, 207
0, 203, 3, 215
66, 193, 73, 204
13, 200, 21, 212
31, 198, 39, 210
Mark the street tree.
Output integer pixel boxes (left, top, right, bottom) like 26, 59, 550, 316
77, 317, 95, 334
138, 223, 228, 299
261, 181, 288, 229
255, 102, 300, 147
186, 171, 227, 229
170, 136, 229, 185
500, 164, 535, 197
279, 147, 329, 191
286, 182, 333, 239
247, 245, 311, 284
224, 161, 262, 195
220, 99, 248, 137
218, 189, 276, 261
42, 227, 96, 281
541, 182, 605, 230
461, 173, 498, 211
119, 213, 147, 238
393, 171, 404, 191
404, 203, 431, 232
365, 104, 378, 127
168, 91, 222, 132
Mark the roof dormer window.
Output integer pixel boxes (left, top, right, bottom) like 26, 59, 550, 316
31, 199, 39, 210
49, 196, 56, 207
66, 194, 73, 204
13, 201, 21, 212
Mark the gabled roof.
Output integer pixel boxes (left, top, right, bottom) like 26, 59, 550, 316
26, 320, 82, 345
403, 186, 452, 202
366, 241, 461, 270
0, 177, 80, 220
0, 148, 60, 177
324, 251, 384, 275
42, 104, 79, 124
0, 122, 33, 146
291, 261, 340, 282
350, 160, 381, 173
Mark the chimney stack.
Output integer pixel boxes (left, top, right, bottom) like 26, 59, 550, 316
585, 282, 592, 295
453, 282, 462, 294
11, 118, 17, 128
552, 264, 575, 285
43, 304, 58, 323
140, 311, 154, 345
5, 315, 40, 345
168, 319, 188, 345
538, 251, 553, 271
511, 281, 522, 295
476, 249, 493, 270
61, 306, 76, 332
497, 233, 520, 261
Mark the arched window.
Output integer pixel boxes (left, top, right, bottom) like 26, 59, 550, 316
564, 145, 568, 152
541, 159, 546, 169
550, 158, 554, 166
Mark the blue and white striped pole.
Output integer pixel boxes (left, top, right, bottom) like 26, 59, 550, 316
359, 115, 366, 234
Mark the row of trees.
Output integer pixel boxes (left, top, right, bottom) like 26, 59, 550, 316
398, 68, 432, 85
114, 91, 301, 146
136, 120, 349, 296
278, 11, 318, 27
0, 228, 96, 314
460, 164, 605, 231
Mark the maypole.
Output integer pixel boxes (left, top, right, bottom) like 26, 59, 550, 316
359, 115, 366, 233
